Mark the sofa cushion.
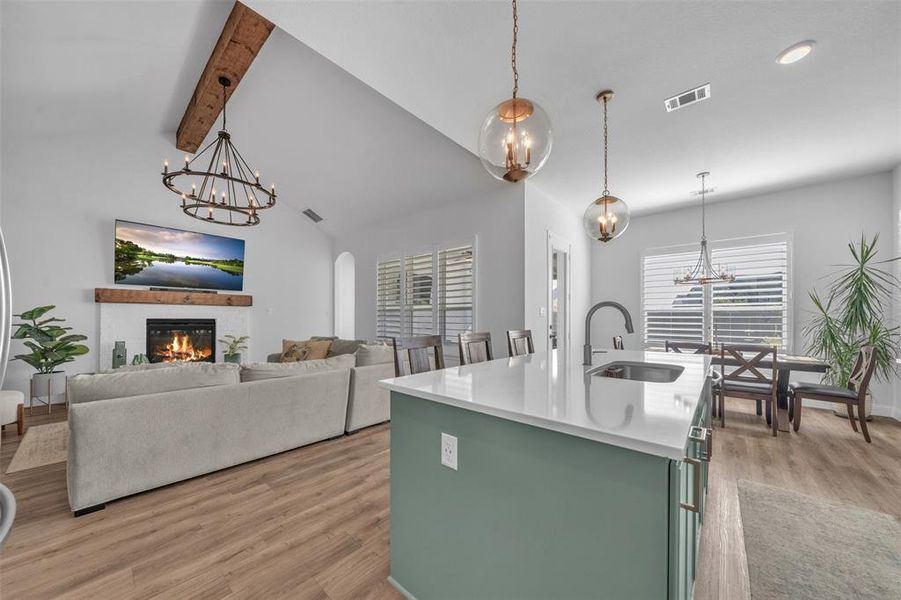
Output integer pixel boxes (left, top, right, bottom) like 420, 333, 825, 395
355, 344, 395, 367
280, 339, 332, 362
329, 338, 366, 356
240, 354, 356, 382
70, 363, 240, 404
101, 361, 182, 374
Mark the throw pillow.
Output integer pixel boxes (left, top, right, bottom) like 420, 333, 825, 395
329, 338, 366, 356
304, 340, 332, 360
280, 343, 308, 362
355, 343, 395, 366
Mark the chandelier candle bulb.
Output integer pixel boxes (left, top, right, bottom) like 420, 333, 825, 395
255, 170, 260, 184
184, 155, 190, 169
163, 159, 168, 174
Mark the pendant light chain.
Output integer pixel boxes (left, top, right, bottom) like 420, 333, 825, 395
511, 0, 519, 99
602, 96, 609, 195
700, 172, 707, 241
221, 80, 227, 130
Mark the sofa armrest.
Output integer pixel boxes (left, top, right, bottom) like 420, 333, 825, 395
346, 363, 394, 432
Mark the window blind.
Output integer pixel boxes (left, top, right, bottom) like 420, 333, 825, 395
404, 252, 435, 337
711, 241, 789, 348
642, 249, 705, 346
376, 258, 402, 339
438, 245, 474, 344
641, 238, 790, 350
376, 242, 475, 346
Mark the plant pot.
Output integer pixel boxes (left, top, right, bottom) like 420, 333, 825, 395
31, 371, 67, 401
223, 353, 242, 364
833, 390, 873, 421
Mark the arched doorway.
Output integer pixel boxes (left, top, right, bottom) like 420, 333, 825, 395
334, 252, 355, 339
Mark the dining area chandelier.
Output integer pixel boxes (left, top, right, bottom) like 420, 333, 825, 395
674, 172, 735, 285
162, 76, 276, 227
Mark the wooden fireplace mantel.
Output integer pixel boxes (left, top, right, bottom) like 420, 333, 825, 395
94, 288, 252, 307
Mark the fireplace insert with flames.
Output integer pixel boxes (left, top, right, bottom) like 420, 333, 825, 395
146, 319, 215, 363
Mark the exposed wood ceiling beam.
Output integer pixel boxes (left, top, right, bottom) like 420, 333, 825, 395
175, 1, 274, 153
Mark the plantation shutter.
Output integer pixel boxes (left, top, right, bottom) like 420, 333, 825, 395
404, 252, 435, 337
438, 245, 474, 344
711, 241, 789, 349
642, 250, 705, 346
376, 258, 402, 338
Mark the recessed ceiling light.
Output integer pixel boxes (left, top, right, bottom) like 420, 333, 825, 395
776, 40, 816, 65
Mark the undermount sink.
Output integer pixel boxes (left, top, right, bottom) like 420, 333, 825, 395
589, 361, 684, 383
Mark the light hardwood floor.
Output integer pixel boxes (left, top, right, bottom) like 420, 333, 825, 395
1, 401, 899, 599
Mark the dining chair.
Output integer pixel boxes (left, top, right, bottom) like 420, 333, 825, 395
458, 331, 494, 365
719, 344, 778, 436
506, 329, 534, 357
612, 336, 624, 350
395, 335, 446, 375
789, 346, 877, 442
664, 341, 711, 354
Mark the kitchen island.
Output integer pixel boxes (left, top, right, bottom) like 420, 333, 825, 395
380, 349, 713, 600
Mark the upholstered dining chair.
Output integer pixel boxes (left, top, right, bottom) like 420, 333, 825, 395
0, 390, 24, 437
790, 346, 877, 442
458, 332, 493, 365
393, 335, 446, 376
506, 329, 534, 357
0, 481, 15, 549
719, 344, 778, 436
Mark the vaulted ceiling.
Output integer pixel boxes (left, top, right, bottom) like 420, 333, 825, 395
249, 0, 901, 214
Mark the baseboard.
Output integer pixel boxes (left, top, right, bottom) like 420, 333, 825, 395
387, 576, 417, 600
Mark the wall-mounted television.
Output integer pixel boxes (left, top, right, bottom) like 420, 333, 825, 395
114, 220, 245, 291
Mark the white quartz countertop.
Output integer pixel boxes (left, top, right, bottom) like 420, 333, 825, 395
379, 349, 712, 459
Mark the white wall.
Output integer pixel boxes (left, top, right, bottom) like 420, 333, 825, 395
524, 185, 592, 358
334, 252, 355, 339
334, 173, 525, 361
892, 164, 901, 420
591, 171, 897, 414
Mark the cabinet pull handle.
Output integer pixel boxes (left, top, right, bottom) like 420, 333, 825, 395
680, 457, 701, 513
688, 426, 712, 462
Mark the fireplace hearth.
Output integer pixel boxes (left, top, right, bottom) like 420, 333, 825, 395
146, 318, 215, 363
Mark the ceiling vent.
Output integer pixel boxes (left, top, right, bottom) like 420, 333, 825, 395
664, 83, 711, 112
302, 208, 323, 223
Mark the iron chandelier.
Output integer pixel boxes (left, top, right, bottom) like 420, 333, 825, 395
674, 172, 735, 285
162, 76, 275, 227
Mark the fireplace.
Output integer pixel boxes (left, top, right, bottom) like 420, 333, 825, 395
146, 319, 215, 364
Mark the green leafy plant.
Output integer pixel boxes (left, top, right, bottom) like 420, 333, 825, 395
219, 334, 249, 356
12, 305, 89, 374
803, 234, 899, 387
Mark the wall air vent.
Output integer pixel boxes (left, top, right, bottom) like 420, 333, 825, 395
302, 208, 323, 223
664, 83, 711, 112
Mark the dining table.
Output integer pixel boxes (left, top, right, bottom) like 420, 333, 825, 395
712, 351, 830, 432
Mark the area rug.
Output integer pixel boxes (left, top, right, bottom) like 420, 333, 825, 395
5, 422, 68, 474
737, 479, 901, 600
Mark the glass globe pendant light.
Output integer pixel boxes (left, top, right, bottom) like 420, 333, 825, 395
478, 0, 552, 182
583, 90, 630, 242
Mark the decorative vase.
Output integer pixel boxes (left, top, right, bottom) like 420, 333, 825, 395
131, 354, 149, 365
224, 353, 241, 364
832, 390, 873, 421
112, 341, 127, 369
31, 371, 67, 411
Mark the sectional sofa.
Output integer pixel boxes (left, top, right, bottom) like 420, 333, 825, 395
66, 347, 394, 515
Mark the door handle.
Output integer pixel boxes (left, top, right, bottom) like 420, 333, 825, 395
679, 457, 702, 513
688, 426, 712, 461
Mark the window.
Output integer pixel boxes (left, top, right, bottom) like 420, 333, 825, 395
377, 242, 475, 346
641, 236, 790, 350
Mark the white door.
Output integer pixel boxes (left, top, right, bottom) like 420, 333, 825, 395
547, 233, 572, 363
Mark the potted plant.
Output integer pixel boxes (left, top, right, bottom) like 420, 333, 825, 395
12, 305, 89, 404
219, 334, 249, 364
803, 234, 899, 418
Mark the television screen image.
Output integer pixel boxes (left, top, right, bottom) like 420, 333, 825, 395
114, 220, 245, 291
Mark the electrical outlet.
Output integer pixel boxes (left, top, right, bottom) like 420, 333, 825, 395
441, 433, 458, 471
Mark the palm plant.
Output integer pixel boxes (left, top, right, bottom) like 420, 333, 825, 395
803, 234, 899, 388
